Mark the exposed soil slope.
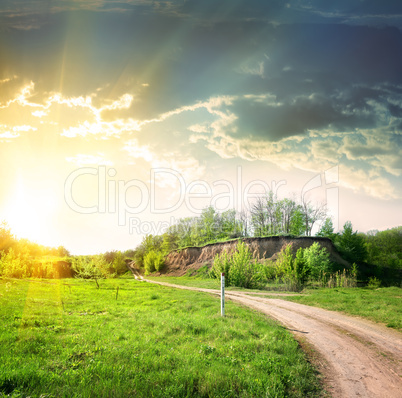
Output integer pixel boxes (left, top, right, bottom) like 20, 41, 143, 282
158, 236, 348, 276
141, 277, 402, 398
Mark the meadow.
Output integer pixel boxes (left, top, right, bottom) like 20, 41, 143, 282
0, 277, 323, 398
147, 277, 402, 331
284, 286, 402, 330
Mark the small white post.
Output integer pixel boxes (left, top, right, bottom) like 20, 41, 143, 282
221, 272, 225, 317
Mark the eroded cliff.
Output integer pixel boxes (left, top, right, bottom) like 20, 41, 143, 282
160, 236, 348, 276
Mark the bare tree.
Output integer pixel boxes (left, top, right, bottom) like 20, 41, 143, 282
300, 198, 327, 236
279, 197, 298, 234
250, 196, 268, 236
238, 209, 250, 237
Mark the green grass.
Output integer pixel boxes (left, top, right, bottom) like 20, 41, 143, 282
147, 276, 221, 290
0, 277, 323, 398
146, 276, 304, 294
148, 276, 402, 331
284, 287, 402, 330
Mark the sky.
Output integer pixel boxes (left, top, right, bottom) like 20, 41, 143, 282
1, 0, 402, 254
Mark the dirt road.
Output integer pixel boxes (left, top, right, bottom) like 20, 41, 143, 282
142, 277, 402, 397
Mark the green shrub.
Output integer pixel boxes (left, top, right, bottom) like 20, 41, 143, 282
71, 255, 111, 280
274, 244, 307, 291
211, 242, 263, 289
261, 260, 276, 280
0, 248, 29, 278
210, 250, 231, 280
303, 242, 331, 282
144, 250, 165, 275
368, 276, 381, 288
111, 251, 128, 275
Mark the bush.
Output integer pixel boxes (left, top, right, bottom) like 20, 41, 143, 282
261, 260, 276, 280
368, 276, 381, 288
211, 242, 263, 289
71, 255, 111, 280
0, 248, 29, 278
144, 250, 165, 275
111, 251, 128, 275
273, 244, 308, 291
303, 242, 331, 282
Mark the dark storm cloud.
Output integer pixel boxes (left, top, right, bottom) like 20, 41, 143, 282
228, 93, 377, 141
1, 0, 402, 141
221, 23, 402, 141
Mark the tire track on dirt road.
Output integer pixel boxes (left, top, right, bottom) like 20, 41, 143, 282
141, 277, 402, 398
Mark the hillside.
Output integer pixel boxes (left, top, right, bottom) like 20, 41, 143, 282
140, 236, 349, 277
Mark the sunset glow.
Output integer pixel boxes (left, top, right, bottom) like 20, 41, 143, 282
4, 177, 58, 244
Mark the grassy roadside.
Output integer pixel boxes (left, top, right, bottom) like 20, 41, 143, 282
146, 276, 220, 290
284, 287, 402, 331
146, 276, 302, 294
0, 277, 323, 398
147, 276, 402, 331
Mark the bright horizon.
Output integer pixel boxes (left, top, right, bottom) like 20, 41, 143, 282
1, 1, 402, 255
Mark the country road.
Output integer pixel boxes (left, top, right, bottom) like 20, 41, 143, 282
139, 277, 402, 398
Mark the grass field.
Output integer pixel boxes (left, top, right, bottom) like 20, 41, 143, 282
0, 277, 323, 398
147, 276, 221, 290
146, 276, 302, 294
147, 276, 402, 331
284, 287, 402, 331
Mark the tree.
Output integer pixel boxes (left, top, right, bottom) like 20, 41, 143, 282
143, 250, 165, 274
336, 221, 367, 263
133, 234, 163, 268
265, 191, 282, 235
316, 217, 337, 241
161, 232, 179, 254
300, 198, 327, 236
294, 247, 309, 285
279, 198, 298, 234
0, 221, 16, 254
250, 191, 283, 236
363, 227, 402, 269
199, 206, 219, 243
238, 209, 250, 238
58, 246, 70, 257
250, 196, 268, 237
111, 251, 127, 275
171, 217, 198, 247
303, 242, 331, 281
289, 208, 305, 235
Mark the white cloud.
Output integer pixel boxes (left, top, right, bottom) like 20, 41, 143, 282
340, 166, 397, 200
65, 153, 113, 166
1, 80, 400, 200
123, 138, 205, 187
310, 138, 342, 163
32, 110, 47, 118
0, 123, 36, 141
0, 81, 139, 139
123, 139, 154, 162
12, 125, 37, 132
0, 131, 19, 141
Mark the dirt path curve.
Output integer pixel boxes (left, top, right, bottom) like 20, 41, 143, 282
140, 277, 402, 398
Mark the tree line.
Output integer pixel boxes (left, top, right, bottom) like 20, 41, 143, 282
1, 190, 401, 280
0, 221, 131, 279
134, 192, 328, 273
133, 193, 401, 278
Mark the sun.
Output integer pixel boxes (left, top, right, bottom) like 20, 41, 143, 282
5, 177, 58, 245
